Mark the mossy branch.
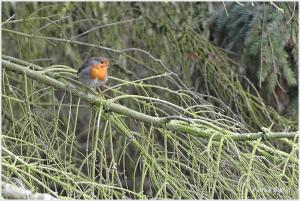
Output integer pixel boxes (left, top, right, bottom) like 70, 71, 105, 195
1, 182, 58, 200
2, 58, 298, 142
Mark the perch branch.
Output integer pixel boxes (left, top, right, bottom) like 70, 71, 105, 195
2, 59, 298, 142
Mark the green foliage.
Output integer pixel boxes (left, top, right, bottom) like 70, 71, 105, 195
208, 2, 298, 118
1, 2, 298, 199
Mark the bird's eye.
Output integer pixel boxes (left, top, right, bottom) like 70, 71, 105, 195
100, 61, 104, 64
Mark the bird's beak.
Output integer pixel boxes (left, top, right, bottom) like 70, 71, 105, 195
97, 58, 110, 69
104, 59, 110, 68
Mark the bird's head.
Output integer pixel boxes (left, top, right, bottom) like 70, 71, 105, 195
91, 57, 110, 71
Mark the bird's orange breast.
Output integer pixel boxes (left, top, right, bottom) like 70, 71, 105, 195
90, 65, 107, 80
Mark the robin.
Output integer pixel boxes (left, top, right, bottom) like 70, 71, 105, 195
77, 57, 110, 92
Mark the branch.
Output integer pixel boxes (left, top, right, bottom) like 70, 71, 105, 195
2, 28, 119, 53
1, 182, 58, 200
2, 58, 298, 142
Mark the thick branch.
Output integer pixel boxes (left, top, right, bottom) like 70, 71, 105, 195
2, 59, 298, 142
1, 182, 58, 200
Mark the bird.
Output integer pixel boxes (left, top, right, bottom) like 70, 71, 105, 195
77, 57, 110, 92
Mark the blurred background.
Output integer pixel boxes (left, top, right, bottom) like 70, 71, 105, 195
2, 2, 298, 122
1, 1, 298, 199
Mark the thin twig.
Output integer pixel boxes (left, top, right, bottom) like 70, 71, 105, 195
73, 17, 143, 39
222, 2, 229, 16
270, 2, 284, 13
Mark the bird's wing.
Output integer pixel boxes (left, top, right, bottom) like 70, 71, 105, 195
77, 57, 99, 75
77, 63, 87, 75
